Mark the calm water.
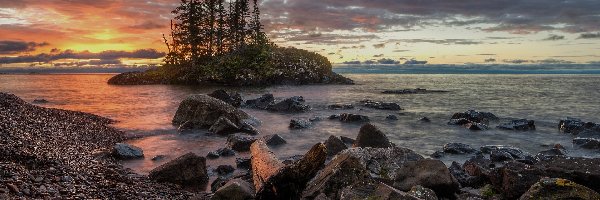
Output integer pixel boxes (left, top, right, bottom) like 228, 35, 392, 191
2, 73, 600, 179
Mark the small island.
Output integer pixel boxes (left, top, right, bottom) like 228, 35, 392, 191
108, 0, 352, 86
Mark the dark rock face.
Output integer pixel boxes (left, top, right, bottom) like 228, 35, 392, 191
112, 143, 144, 159
245, 94, 275, 110
268, 96, 311, 112
360, 100, 402, 110
172, 94, 255, 130
559, 117, 600, 135
353, 123, 394, 148
290, 118, 312, 129
215, 165, 235, 175
227, 134, 257, 152
212, 178, 256, 200
481, 145, 533, 162
497, 119, 536, 131
208, 117, 241, 135
325, 135, 348, 156
573, 137, 600, 149
443, 143, 478, 154
393, 159, 460, 197
235, 157, 251, 169
462, 155, 495, 184
382, 88, 449, 94
208, 90, 243, 108
327, 104, 354, 110
263, 134, 287, 146
148, 152, 208, 186
448, 110, 498, 130
338, 113, 370, 122
519, 178, 600, 200
449, 161, 482, 188
340, 136, 355, 145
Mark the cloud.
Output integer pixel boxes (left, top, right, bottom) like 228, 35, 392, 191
484, 58, 496, 63
0, 40, 49, 54
503, 59, 530, 64
578, 32, 600, 39
373, 54, 384, 57
373, 43, 386, 48
377, 58, 400, 64
535, 59, 575, 64
128, 21, 166, 30
393, 39, 482, 45
477, 53, 496, 56
544, 34, 565, 41
342, 61, 361, 64
0, 49, 165, 64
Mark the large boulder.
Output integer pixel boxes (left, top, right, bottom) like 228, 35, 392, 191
290, 118, 312, 129
112, 143, 144, 159
339, 182, 421, 200
211, 178, 255, 200
360, 100, 402, 110
268, 96, 311, 112
448, 110, 498, 130
519, 178, 600, 200
172, 94, 256, 130
208, 90, 243, 108
263, 134, 287, 146
148, 152, 208, 185
393, 159, 460, 197
573, 137, 600, 149
559, 117, 600, 135
245, 94, 275, 110
443, 143, 478, 154
227, 134, 257, 152
208, 117, 241, 135
497, 119, 536, 131
353, 123, 394, 148
325, 135, 348, 156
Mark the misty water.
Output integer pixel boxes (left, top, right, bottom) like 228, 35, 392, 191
2, 73, 600, 184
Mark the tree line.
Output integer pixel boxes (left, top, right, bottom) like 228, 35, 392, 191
163, 0, 269, 66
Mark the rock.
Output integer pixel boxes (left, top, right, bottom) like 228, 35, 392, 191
449, 161, 482, 188
302, 147, 424, 199
263, 134, 287, 146
536, 157, 600, 193
419, 117, 431, 122
151, 155, 166, 161
462, 155, 495, 184
148, 152, 208, 185
443, 143, 478, 154
235, 158, 251, 169
328, 114, 340, 120
211, 178, 256, 200
490, 150, 514, 162
393, 159, 460, 197
112, 143, 144, 159
6, 183, 18, 194
448, 110, 497, 130
325, 135, 347, 156
208, 90, 243, 108
268, 96, 311, 112
573, 137, 600, 149
32, 99, 49, 104
209, 117, 241, 135
497, 119, 536, 131
408, 185, 438, 200
519, 178, 600, 200
382, 88, 449, 94
172, 94, 254, 130
353, 123, 394, 148
290, 118, 312, 129
208, 148, 236, 159
215, 165, 235, 175
536, 148, 566, 161
327, 104, 354, 110
339, 113, 369, 122
466, 122, 489, 131
207, 151, 220, 159
227, 134, 257, 152
245, 94, 275, 110
339, 182, 421, 200
559, 117, 600, 135
282, 155, 304, 165
211, 176, 230, 193
340, 136, 355, 145
430, 151, 444, 158
360, 100, 402, 110
386, 115, 398, 120
482, 146, 533, 162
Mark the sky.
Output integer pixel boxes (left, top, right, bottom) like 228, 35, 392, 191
1, 0, 600, 69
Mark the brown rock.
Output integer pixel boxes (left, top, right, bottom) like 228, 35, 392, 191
148, 152, 208, 186
353, 123, 394, 148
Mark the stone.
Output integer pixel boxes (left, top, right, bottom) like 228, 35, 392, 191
151, 155, 166, 161
215, 165, 235, 175
324, 135, 347, 156
263, 134, 287, 146
462, 155, 495, 184
386, 115, 398, 120
211, 178, 255, 200
211, 176, 230, 193
290, 118, 312, 129
227, 134, 257, 152
6, 184, 18, 194
339, 113, 370, 122
340, 136, 355, 145
519, 178, 600, 200
559, 117, 600, 135
430, 151, 444, 158
419, 117, 431, 122
353, 123, 394, 148
448, 110, 497, 130
207, 151, 220, 159
360, 100, 402, 110
449, 161, 483, 188
467, 122, 489, 131
268, 96, 311, 112
327, 104, 354, 110
497, 119, 536, 131
393, 159, 460, 198
208, 117, 241, 135
235, 157, 251, 169
490, 150, 514, 162
208, 90, 243, 108
339, 182, 420, 200
443, 143, 478, 154
573, 137, 600, 149
112, 143, 144, 159
148, 152, 208, 185
172, 94, 254, 129
408, 185, 438, 200
536, 148, 566, 161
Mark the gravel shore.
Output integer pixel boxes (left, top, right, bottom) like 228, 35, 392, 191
0, 93, 208, 199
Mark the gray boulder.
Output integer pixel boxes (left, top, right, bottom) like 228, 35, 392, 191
360, 100, 402, 110
443, 143, 478, 154
573, 137, 600, 149
290, 118, 312, 129
497, 119, 536, 131
227, 134, 257, 152
268, 96, 311, 112
148, 152, 208, 185
325, 135, 347, 156
393, 159, 460, 197
211, 178, 255, 200
245, 94, 275, 110
209, 117, 240, 135
172, 94, 255, 130
263, 134, 287, 146
353, 123, 394, 148
112, 143, 144, 159
208, 90, 243, 108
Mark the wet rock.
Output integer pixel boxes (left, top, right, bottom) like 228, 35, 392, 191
6, 183, 18, 194
208, 90, 243, 108
207, 151, 220, 159
151, 155, 166, 161
490, 150, 514, 162
325, 135, 347, 156
112, 143, 144, 159
235, 158, 251, 169
386, 115, 398, 120
282, 155, 304, 165
360, 100, 402, 110
148, 152, 208, 186
573, 137, 600, 149
536, 157, 600, 193
245, 94, 275, 110
443, 143, 478, 154
482, 145, 533, 162
382, 88, 449, 94
339, 182, 420, 200
209, 117, 241, 135
218, 148, 236, 157
449, 161, 482, 188
497, 119, 536, 131
215, 165, 235, 175
448, 110, 497, 130
211, 176, 230, 193
339, 113, 370, 122
227, 134, 257, 152
559, 117, 600, 135
290, 118, 312, 129
172, 94, 254, 130
408, 185, 438, 200
327, 104, 354, 110
430, 151, 444, 158
466, 122, 489, 131
32, 99, 49, 104
328, 114, 340, 120
211, 178, 255, 200
268, 96, 311, 112
263, 134, 287, 146
394, 159, 460, 197
353, 123, 394, 148
488, 161, 547, 199
419, 117, 431, 122
519, 178, 600, 200
536, 148, 566, 161
340, 136, 355, 145
462, 155, 495, 184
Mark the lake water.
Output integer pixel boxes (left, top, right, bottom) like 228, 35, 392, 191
2, 73, 600, 182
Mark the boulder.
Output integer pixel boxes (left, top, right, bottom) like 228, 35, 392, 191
408, 185, 438, 200
263, 134, 287, 146
386, 115, 398, 120
290, 118, 312, 129
268, 96, 311, 112
235, 157, 251, 169
327, 104, 354, 110
339, 113, 370, 122
393, 159, 460, 197
208, 90, 243, 108
535, 148, 566, 161
340, 136, 355, 145
339, 182, 421, 200
207, 148, 236, 159
227, 134, 257, 152
209, 117, 241, 135
112, 143, 144, 159
245, 94, 275, 110
449, 161, 482, 188
215, 165, 235, 175
519, 178, 600, 200
172, 94, 253, 129
211, 178, 256, 200
497, 119, 536, 131
360, 100, 402, 110
462, 155, 495, 185
325, 135, 347, 156
559, 117, 600, 135
448, 110, 497, 130
466, 122, 489, 131
482, 145, 534, 163
148, 152, 208, 185
353, 123, 394, 148
573, 137, 600, 149
443, 143, 478, 154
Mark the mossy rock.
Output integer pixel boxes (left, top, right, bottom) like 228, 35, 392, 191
519, 178, 600, 200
